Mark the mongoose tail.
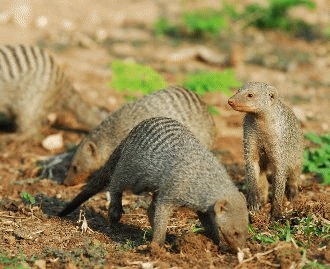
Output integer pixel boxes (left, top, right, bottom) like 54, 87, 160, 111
58, 143, 123, 216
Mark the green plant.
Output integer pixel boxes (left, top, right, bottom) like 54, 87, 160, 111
182, 9, 227, 37
303, 261, 330, 269
183, 68, 242, 96
242, 0, 316, 34
250, 215, 329, 249
191, 225, 204, 233
109, 60, 167, 95
20, 192, 36, 205
154, 8, 228, 38
0, 252, 30, 269
303, 133, 330, 185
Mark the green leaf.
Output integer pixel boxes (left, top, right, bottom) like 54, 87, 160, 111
109, 60, 167, 95
183, 69, 242, 96
20, 192, 36, 205
305, 132, 323, 144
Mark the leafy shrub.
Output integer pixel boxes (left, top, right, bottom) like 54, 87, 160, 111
303, 133, 330, 185
242, 0, 316, 34
154, 9, 228, 38
182, 68, 242, 96
109, 60, 167, 95
182, 9, 227, 37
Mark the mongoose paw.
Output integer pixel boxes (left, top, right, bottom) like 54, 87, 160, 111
285, 185, 298, 201
109, 206, 124, 223
270, 207, 284, 220
247, 194, 262, 211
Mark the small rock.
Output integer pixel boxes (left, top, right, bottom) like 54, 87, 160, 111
35, 16, 48, 28
34, 259, 46, 269
42, 133, 63, 151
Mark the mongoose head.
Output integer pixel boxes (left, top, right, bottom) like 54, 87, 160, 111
228, 82, 278, 113
64, 139, 100, 186
213, 192, 249, 252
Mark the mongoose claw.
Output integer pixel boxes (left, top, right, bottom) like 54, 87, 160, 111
248, 204, 261, 212
247, 194, 261, 211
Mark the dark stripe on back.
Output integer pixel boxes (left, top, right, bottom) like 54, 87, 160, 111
0, 47, 14, 79
19, 44, 31, 69
30, 46, 38, 64
6, 45, 23, 74
39, 47, 47, 76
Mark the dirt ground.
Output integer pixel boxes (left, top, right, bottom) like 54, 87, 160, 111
0, 0, 329, 268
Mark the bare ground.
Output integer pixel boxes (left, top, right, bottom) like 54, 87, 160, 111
0, 1, 329, 268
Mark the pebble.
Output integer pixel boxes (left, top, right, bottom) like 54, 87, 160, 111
42, 133, 64, 151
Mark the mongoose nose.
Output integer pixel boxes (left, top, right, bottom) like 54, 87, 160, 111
228, 99, 234, 106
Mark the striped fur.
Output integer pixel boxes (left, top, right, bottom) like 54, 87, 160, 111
0, 44, 107, 135
59, 117, 248, 252
64, 85, 216, 185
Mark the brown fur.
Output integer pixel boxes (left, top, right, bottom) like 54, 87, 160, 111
59, 117, 248, 252
0, 44, 107, 136
64, 86, 215, 186
228, 82, 303, 218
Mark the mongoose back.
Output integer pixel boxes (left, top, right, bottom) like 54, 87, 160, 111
58, 117, 248, 252
228, 82, 303, 218
64, 86, 216, 186
0, 44, 107, 135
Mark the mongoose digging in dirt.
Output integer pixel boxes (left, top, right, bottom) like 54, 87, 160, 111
228, 82, 303, 218
64, 86, 215, 186
0, 44, 107, 135
58, 117, 248, 252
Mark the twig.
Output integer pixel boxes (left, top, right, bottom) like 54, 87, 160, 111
0, 214, 29, 219
234, 244, 285, 269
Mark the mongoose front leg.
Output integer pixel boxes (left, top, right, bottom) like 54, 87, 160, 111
108, 191, 124, 223
245, 151, 262, 211
271, 169, 287, 219
197, 211, 220, 245
151, 202, 174, 245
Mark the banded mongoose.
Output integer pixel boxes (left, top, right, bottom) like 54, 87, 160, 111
64, 85, 215, 186
228, 82, 303, 218
0, 44, 107, 135
58, 117, 248, 252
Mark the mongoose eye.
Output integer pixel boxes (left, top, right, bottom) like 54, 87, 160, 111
247, 93, 253, 98
269, 93, 274, 99
72, 165, 78, 173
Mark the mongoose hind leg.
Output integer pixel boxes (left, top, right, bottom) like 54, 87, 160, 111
151, 201, 174, 245
259, 152, 270, 205
147, 193, 157, 228
108, 191, 124, 223
285, 166, 300, 201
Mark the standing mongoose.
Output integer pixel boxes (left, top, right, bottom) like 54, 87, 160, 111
64, 85, 216, 186
58, 117, 248, 252
228, 82, 303, 218
0, 44, 107, 135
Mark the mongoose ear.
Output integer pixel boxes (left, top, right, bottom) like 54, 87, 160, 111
214, 199, 229, 215
267, 86, 278, 101
85, 141, 98, 158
